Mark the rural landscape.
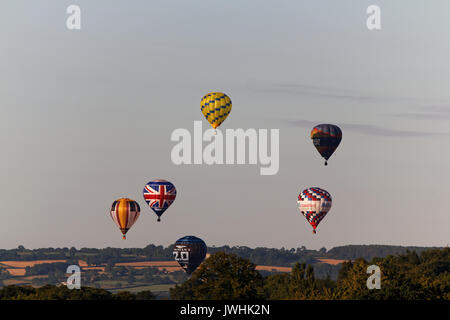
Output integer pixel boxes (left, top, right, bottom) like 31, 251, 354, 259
0, 244, 448, 300
3, 0, 450, 308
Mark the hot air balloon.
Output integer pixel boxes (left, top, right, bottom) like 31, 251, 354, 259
143, 179, 176, 222
311, 124, 342, 165
297, 187, 332, 234
200, 92, 232, 133
110, 198, 140, 239
173, 236, 207, 275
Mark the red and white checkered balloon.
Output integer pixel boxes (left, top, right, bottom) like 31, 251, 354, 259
298, 187, 332, 234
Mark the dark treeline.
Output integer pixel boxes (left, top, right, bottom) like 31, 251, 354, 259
0, 284, 155, 300
170, 247, 449, 300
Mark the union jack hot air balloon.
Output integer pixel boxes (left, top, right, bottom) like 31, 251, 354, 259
143, 179, 177, 221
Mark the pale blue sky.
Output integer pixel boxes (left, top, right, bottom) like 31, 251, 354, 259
0, 1, 449, 250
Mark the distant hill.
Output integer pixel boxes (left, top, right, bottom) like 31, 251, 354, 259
0, 244, 442, 265
325, 245, 442, 261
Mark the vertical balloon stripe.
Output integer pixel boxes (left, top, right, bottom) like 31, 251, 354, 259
126, 206, 140, 229
111, 200, 117, 211
126, 200, 131, 229
117, 199, 127, 229
110, 202, 120, 227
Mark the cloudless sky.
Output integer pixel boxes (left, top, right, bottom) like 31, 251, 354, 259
0, 1, 449, 250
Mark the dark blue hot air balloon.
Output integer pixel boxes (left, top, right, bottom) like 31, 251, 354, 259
173, 236, 207, 275
310, 124, 342, 165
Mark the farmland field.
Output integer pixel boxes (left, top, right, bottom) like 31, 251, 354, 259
0, 260, 67, 268
0, 258, 344, 297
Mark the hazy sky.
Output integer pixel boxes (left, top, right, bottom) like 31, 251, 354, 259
1, 1, 449, 250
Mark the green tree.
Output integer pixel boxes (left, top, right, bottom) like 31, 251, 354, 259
264, 273, 290, 299
135, 290, 156, 300
335, 258, 370, 299
288, 263, 306, 299
114, 291, 136, 300
69, 247, 77, 258
170, 252, 264, 300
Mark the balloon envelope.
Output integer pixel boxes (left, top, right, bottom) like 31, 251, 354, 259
297, 187, 332, 233
200, 92, 232, 129
311, 124, 342, 165
110, 198, 140, 239
143, 179, 176, 221
173, 236, 207, 274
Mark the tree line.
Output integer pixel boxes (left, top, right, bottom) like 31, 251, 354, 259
0, 284, 155, 300
170, 247, 449, 300
1, 244, 439, 267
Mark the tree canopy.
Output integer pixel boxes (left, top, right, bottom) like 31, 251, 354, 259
170, 252, 265, 300
171, 248, 449, 300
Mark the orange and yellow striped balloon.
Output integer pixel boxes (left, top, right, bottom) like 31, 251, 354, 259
110, 198, 140, 240
200, 92, 232, 130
